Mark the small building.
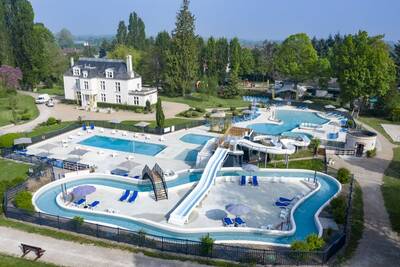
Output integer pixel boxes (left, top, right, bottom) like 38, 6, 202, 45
345, 130, 377, 156
272, 81, 307, 100
63, 55, 157, 110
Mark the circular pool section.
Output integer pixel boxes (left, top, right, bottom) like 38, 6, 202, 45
249, 110, 329, 135
180, 134, 214, 145
33, 169, 340, 245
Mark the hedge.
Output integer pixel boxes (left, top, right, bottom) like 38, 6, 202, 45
13, 190, 34, 213
0, 133, 23, 148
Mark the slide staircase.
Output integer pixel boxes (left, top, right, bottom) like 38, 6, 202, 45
168, 147, 228, 226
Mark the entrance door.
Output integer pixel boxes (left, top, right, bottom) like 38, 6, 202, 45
356, 144, 364, 157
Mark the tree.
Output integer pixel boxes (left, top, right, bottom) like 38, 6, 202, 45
0, 0, 13, 66
275, 33, 319, 99
99, 39, 111, 58
164, 0, 198, 96
0, 65, 23, 90
56, 28, 74, 48
309, 138, 321, 156
215, 38, 229, 84
240, 47, 255, 77
108, 45, 142, 69
331, 31, 396, 108
253, 40, 279, 81
229, 37, 241, 76
220, 72, 240, 99
127, 12, 146, 50
392, 41, 400, 83
204, 37, 217, 77
155, 98, 165, 128
116, 21, 128, 45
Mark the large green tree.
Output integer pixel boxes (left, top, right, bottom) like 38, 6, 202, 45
229, 37, 241, 76
155, 98, 165, 128
164, 0, 198, 96
127, 12, 146, 50
0, 0, 13, 65
204, 37, 217, 77
56, 28, 74, 48
392, 40, 400, 83
275, 33, 319, 99
331, 31, 396, 107
116, 21, 128, 45
215, 38, 229, 84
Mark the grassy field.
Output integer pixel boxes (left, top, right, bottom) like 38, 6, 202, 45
0, 159, 29, 182
0, 253, 57, 267
382, 147, 400, 233
36, 86, 64, 96
26, 121, 77, 138
160, 93, 248, 109
0, 94, 39, 127
122, 118, 198, 128
262, 158, 325, 172
358, 116, 400, 144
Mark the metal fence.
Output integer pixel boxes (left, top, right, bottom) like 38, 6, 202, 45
3, 176, 349, 266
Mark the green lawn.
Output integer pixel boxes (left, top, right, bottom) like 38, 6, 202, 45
0, 94, 39, 127
160, 93, 248, 109
358, 116, 400, 144
26, 121, 77, 138
122, 118, 198, 128
36, 86, 64, 96
273, 149, 314, 161
382, 147, 400, 233
0, 253, 57, 267
0, 159, 29, 182
262, 158, 325, 172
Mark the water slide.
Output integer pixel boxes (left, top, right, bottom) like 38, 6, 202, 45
168, 147, 229, 226
237, 138, 296, 155
280, 135, 311, 148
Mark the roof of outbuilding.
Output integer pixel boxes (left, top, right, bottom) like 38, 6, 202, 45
64, 57, 140, 79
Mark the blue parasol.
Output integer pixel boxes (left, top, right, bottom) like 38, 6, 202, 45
242, 164, 259, 173
71, 185, 96, 200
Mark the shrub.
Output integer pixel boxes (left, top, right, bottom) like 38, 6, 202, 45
0, 133, 23, 148
366, 148, 376, 158
230, 106, 236, 112
45, 117, 59, 126
291, 240, 309, 252
330, 196, 347, 224
71, 216, 84, 229
232, 110, 239, 116
306, 234, 325, 250
145, 100, 151, 112
195, 107, 205, 113
337, 168, 351, 184
20, 113, 31, 121
200, 233, 214, 256
13, 190, 34, 213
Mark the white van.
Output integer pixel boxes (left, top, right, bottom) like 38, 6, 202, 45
35, 94, 50, 104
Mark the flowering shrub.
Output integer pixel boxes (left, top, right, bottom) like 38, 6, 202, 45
0, 65, 23, 90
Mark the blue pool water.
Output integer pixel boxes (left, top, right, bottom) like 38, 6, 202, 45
34, 170, 340, 245
175, 148, 200, 162
249, 110, 329, 135
180, 134, 214, 145
79, 135, 166, 156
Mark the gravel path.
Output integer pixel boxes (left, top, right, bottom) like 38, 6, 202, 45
331, 122, 400, 266
0, 226, 207, 267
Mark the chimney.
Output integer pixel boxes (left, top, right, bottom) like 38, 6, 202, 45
70, 57, 75, 68
126, 55, 133, 78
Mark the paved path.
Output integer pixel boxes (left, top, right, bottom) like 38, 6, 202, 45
331, 122, 400, 266
0, 226, 206, 267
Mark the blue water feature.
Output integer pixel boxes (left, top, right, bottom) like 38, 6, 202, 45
34, 170, 340, 245
249, 110, 329, 135
180, 134, 214, 145
79, 135, 166, 156
175, 148, 201, 162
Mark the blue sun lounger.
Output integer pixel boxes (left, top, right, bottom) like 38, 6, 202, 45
128, 191, 138, 203
88, 201, 100, 208
252, 176, 259, 186
279, 197, 295, 202
74, 198, 85, 205
234, 217, 246, 227
240, 176, 246, 186
119, 190, 130, 201
275, 201, 290, 207
90, 123, 95, 130
223, 217, 234, 227
82, 123, 87, 131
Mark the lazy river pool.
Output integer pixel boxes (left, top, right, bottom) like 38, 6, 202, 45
33, 169, 340, 245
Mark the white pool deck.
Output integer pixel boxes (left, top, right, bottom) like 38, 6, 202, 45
27, 126, 220, 176
64, 177, 312, 230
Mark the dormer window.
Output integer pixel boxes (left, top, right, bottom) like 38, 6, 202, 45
106, 69, 114, 79
73, 67, 81, 76
82, 71, 88, 78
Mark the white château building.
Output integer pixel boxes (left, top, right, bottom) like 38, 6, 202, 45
63, 55, 157, 110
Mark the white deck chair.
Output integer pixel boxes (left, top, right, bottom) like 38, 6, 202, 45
111, 130, 116, 135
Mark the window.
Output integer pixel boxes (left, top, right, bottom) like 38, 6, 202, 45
116, 95, 121, 104
84, 81, 89, 90
101, 93, 106, 102
75, 79, 80, 90
82, 71, 88, 78
133, 96, 139, 105
100, 81, 106, 90
106, 70, 113, 78
73, 68, 81, 76
115, 82, 121, 92
137, 83, 140, 90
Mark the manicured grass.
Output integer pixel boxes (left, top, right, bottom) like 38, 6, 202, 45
0, 253, 57, 267
273, 149, 314, 161
358, 116, 400, 144
0, 94, 39, 127
0, 217, 242, 267
160, 93, 248, 109
262, 158, 325, 172
122, 118, 198, 128
26, 121, 77, 138
36, 86, 64, 96
382, 147, 400, 233
0, 159, 29, 182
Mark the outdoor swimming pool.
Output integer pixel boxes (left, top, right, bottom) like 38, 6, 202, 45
79, 135, 166, 156
34, 169, 340, 245
180, 133, 214, 145
249, 110, 329, 135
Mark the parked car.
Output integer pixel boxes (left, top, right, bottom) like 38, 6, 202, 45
35, 94, 50, 104
46, 99, 54, 107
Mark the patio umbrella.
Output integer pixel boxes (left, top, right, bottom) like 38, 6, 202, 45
38, 143, 58, 153
14, 137, 32, 146
274, 97, 283, 101
242, 164, 259, 173
71, 185, 96, 200
226, 204, 251, 217
324, 104, 336, 109
118, 160, 140, 171
303, 100, 313, 104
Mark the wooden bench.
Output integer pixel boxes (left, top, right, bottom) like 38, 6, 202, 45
20, 243, 46, 259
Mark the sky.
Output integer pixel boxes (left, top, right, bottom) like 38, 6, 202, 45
29, 0, 400, 41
